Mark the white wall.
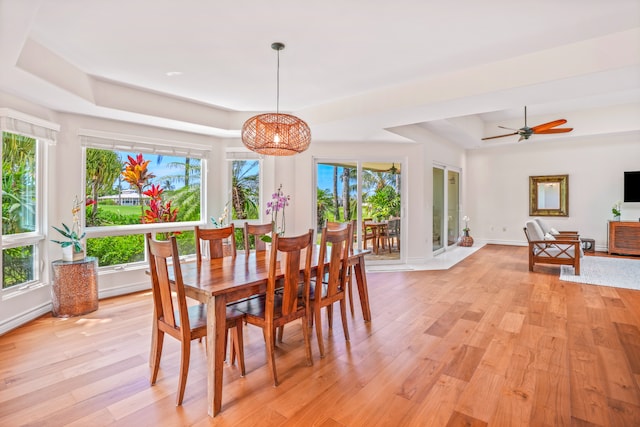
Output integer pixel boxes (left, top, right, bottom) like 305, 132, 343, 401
466, 131, 640, 250
3, 88, 634, 333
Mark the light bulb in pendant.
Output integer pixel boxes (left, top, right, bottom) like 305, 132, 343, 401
273, 133, 281, 144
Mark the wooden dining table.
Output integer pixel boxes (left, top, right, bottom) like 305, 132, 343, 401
170, 246, 372, 417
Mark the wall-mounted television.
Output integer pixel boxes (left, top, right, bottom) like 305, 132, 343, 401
624, 171, 640, 202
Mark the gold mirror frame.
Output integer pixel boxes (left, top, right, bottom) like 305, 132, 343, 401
529, 175, 569, 217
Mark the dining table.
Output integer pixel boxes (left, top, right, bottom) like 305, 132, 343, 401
168, 246, 372, 417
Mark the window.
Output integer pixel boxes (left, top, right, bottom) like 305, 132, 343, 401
81, 131, 208, 267
229, 159, 260, 221
2, 131, 40, 289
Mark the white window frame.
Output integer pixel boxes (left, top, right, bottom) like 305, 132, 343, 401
79, 129, 210, 269
1, 109, 58, 295
225, 148, 263, 226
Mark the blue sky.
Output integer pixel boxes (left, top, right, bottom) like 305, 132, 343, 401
317, 164, 347, 193
117, 151, 200, 190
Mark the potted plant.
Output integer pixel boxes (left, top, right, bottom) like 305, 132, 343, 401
52, 223, 86, 261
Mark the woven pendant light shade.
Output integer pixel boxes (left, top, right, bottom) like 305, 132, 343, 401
241, 42, 311, 156
242, 112, 311, 156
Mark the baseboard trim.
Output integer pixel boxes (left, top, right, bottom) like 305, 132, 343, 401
0, 302, 51, 335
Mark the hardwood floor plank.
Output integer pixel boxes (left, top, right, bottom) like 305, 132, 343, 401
614, 322, 640, 374
401, 374, 468, 427
569, 348, 609, 426
454, 366, 506, 422
597, 347, 640, 406
443, 344, 486, 382
530, 371, 571, 426
1, 245, 638, 426
607, 396, 640, 427
489, 344, 536, 426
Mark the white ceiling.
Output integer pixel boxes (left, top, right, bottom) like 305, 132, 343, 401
1, 0, 639, 147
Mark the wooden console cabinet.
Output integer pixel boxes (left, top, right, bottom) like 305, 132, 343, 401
608, 221, 640, 256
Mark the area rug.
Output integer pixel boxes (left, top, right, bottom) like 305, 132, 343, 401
560, 256, 640, 291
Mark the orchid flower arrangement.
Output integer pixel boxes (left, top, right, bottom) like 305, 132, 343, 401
211, 202, 230, 228
264, 184, 290, 240
612, 201, 621, 217
462, 216, 470, 232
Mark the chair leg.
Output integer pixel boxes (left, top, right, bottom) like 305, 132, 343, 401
176, 340, 191, 406
340, 298, 350, 341
301, 316, 314, 367
225, 327, 230, 362
347, 270, 354, 316
277, 325, 284, 343
150, 329, 164, 385
264, 326, 278, 386
326, 304, 334, 330
315, 306, 325, 358
232, 322, 245, 376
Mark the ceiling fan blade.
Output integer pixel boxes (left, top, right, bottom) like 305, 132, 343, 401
498, 125, 517, 131
532, 119, 567, 132
481, 131, 518, 141
535, 127, 573, 134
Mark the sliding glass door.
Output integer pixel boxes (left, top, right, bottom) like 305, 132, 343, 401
433, 165, 460, 255
315, 159, 402, 264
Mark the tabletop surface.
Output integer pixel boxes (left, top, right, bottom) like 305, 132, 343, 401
177, 247, 370, 299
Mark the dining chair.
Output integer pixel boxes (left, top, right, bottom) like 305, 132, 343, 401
195, 224, 237, 260
233, 229, 314, 386
145, 233, 246, 406
194, 225, 244, 360
311, 222, 352, 357
381, 217, 400, 252
243, 222, 273, 252
326, 220, 356, 315
362, 218, 376, 252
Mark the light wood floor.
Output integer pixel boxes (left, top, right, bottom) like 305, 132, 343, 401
1, 245, 639, 426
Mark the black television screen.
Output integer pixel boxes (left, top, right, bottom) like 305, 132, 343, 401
624, 171, 640, 202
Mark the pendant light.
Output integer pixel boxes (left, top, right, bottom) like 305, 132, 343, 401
241, 42, 311, 156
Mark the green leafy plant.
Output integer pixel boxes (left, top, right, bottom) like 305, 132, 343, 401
612, 201, 621, 217
51, 223, 85, 252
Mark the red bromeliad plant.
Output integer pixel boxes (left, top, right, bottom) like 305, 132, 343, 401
143, 185, 179, 224
121, 155, 179, 233
122, 153, 156, 218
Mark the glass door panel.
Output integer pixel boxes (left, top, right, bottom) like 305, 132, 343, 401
433, 167, 445, 252
447, 170, 460, 246
316, 160, 401, 264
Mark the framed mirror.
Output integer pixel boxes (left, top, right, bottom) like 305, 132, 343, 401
529, 174, 568, 216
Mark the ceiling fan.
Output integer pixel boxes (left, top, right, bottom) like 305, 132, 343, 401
482, 106, 573, 142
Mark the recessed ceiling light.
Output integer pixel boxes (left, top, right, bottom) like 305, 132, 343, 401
165, 71, 183, 77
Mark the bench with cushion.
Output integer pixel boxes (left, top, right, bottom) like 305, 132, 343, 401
524, 220, 582, 275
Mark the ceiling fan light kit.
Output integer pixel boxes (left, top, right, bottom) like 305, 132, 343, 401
241, 42, 311, 156
482, 106, 573, 142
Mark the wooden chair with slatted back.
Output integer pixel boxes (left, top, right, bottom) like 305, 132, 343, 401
233, 229, 314, 386
243, 222, 273, 252
326, 220, 356, 315
195, 224, 237, 261
311, 222, 352, 357
193, 225, 244, 369
362, 218, 376, 251
146, 233, 245, 406
384, 217, 400, 252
